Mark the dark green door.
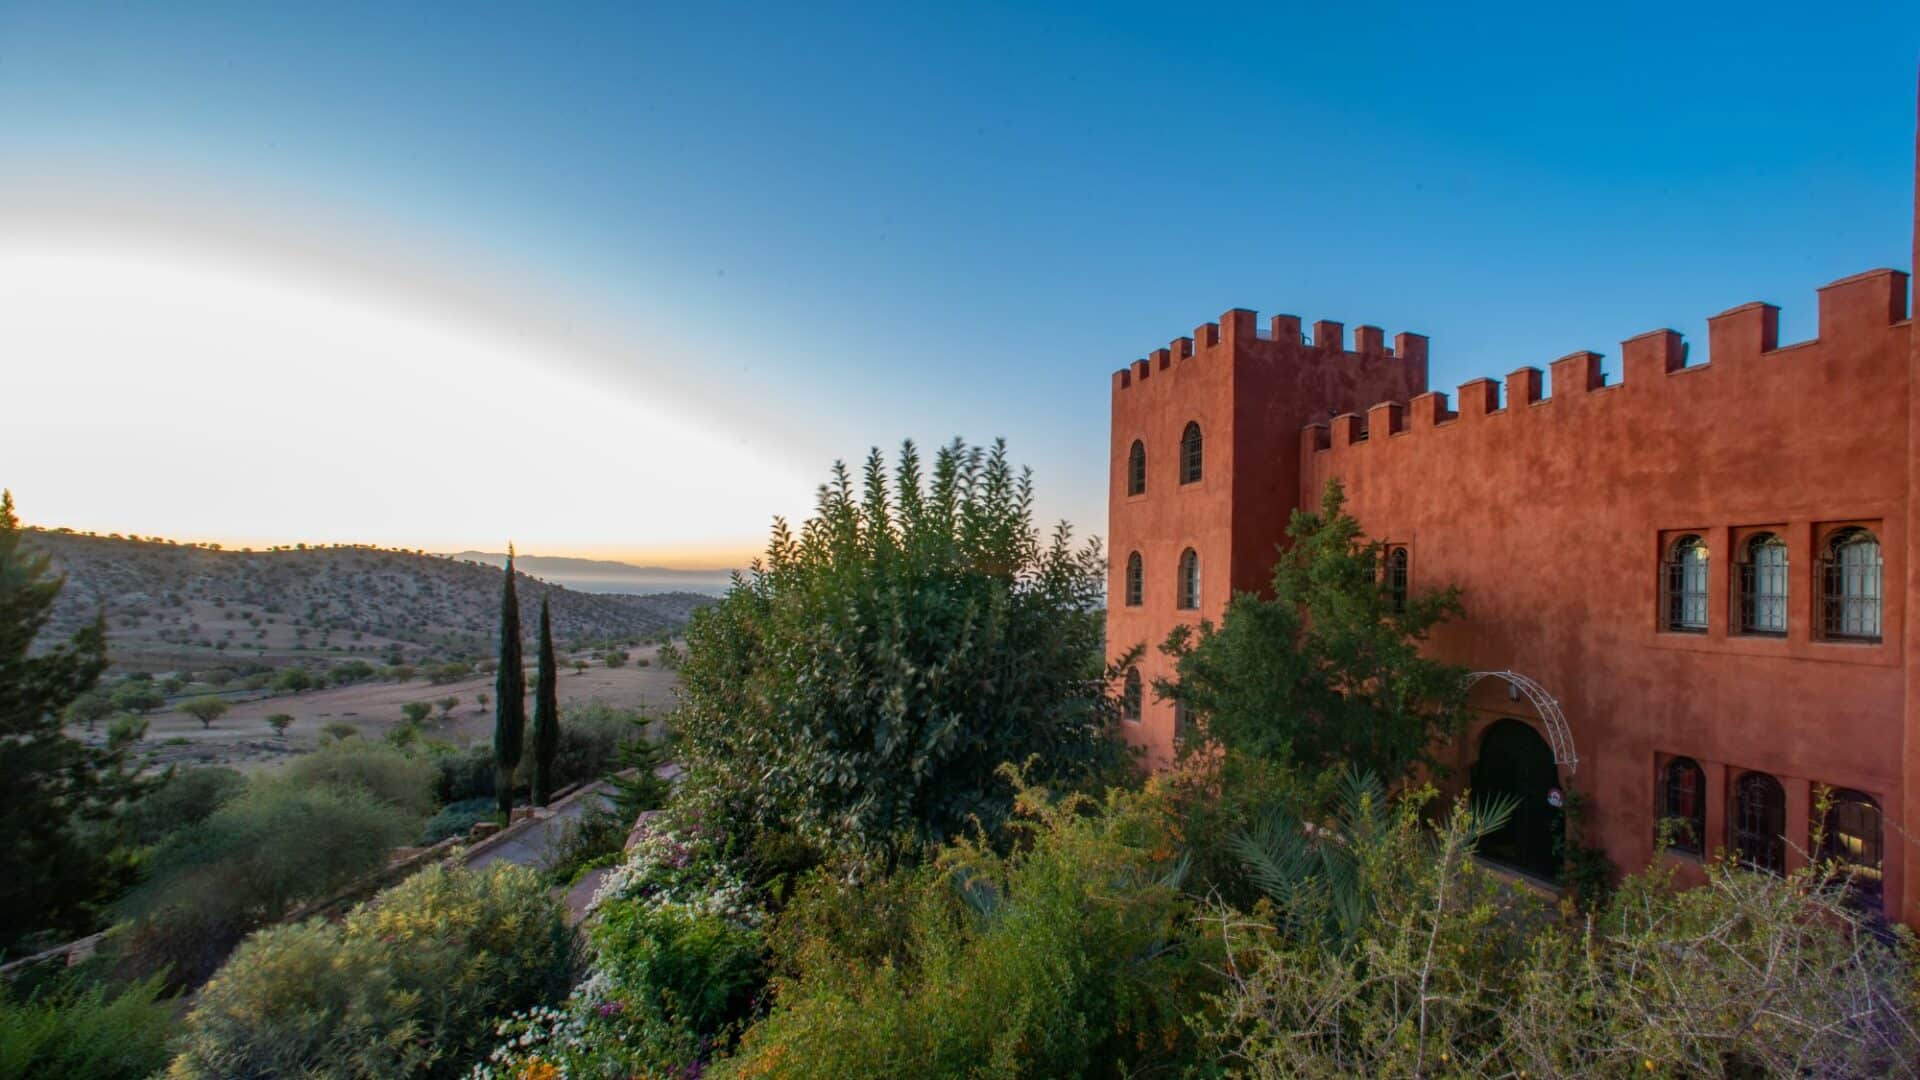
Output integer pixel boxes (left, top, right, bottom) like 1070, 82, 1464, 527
1470, 719, 1562, 881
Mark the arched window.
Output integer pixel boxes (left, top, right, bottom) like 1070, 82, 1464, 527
1738, 533, 1788, 635
1124, 551, 1144, 607
1664, 534, 1709, 632
1732, 771, 1786, 875
1385, 547, 1409, 615
1121, 667, 1143, 724
1179, 422, 1203, 484
1126, 440, 1146, 496
1659, 756, 1706, 854
1176, 547, 1200, 610
1821, 527, 1882, 641
1819, 788, 1884, 911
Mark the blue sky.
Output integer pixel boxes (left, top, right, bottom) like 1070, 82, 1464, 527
1, 3, 1915, 565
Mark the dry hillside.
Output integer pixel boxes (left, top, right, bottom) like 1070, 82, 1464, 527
28, 529, 714, 673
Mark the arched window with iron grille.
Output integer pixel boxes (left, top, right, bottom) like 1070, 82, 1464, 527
1385, 546, 1409, 614
1660, 756, 1706, 854
1127, 440, 1146, 496
1121, 667, 1143, 724
1821, 527, 1882, 642
1177, 547, 1200, 610
1819, 788, 1884, 911
1664, 534, 1709, 632
1179, 422, 1203, 484
1732, 771, 1786, 874
1738, 533, 1788, 635
1124, 551, 1143, 607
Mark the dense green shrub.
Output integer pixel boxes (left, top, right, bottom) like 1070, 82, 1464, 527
116, 779, 417, 989
279, 739, 437, 817
117, 765, 246, 846
717, 776, 1216, 1078
550, 700, 645, 788
669, 439, 1127, 865
0, 975, 173, 1080
420, 796, 496, 845
169, 864, 577, 1079
432, 742, 497, 804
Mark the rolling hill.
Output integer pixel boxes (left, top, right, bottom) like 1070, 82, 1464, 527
28, 529, 718, 674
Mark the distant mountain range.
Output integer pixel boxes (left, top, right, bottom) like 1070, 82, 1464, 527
449, 551, 735, 597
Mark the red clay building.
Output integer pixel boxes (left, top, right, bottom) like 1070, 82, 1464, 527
1107, 104, 1920, 925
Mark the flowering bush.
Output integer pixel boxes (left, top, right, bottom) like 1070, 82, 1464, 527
473, 815, 767, 1080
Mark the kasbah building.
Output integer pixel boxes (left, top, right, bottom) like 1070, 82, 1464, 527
1107, 89, 1920, 927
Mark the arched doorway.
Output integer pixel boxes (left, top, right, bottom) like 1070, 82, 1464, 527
1470, 719, 1563, 881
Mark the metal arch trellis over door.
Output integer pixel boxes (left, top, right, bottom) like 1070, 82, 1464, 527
1463, 670, 1577, 774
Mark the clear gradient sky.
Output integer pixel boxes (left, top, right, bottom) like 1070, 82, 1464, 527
2, 3, 1916, 568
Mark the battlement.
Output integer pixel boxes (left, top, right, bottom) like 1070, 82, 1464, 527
1300, 268, 1910, 457
1112, 307, 1428, 392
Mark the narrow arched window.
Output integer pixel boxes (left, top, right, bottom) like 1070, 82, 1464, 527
1660, 756, 1706, 854
1819, 788, 1884, 911
1385, 547, 1409, 615
1121, 667, 1143, 724
1821, 527, 1882, 641
1176, 547, 1199, 610
1664, 535, 1709, 632
1124, 551, 1143, 607
1732, 771, 1786, 874
1180, 422, 1203, 484
1738, 533, 1788, 635
1126, 440, 1146, 496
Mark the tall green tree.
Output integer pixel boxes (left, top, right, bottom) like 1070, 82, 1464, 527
1158, 479, 1468, 783
0, 490, 152, 954
668, 439, 1129, 864
529, 596, 559, 806
493, 546, 525, 818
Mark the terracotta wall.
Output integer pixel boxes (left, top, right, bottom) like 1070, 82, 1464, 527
1107, 311, 1424, 766
1300, 269, 1913, 923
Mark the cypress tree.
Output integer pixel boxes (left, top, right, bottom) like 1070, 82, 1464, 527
530, 595, 559, 806
492, 545, 526, 819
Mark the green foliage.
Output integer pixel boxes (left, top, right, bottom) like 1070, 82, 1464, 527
1200, 789, 1920, 1078
594, 894, 764, 1044
669, 439, 1126, 864
531, 597, 560, 805
167, 864, 578, 1079
400, 700, 432, 725
0, 490, 152, 954
550, 700, 640, 788
109, 681, 164, 714
419, 796, 495, 845
61, 687, 113, 730
319, 720, 358, 742
265, 712, 294, 736
382, 663, 415, 683
541, 805, 630, 887
719, 777, 1216, 1079
118, 765, 246, 847
270, 666, 313, 694
1159, 478, 1468, 782
432, 742, 497, 804
178, 695, 228, 729
278, 738, 438, 817
0, 974, 173, 1080
494, 550, 526, 818
117, 779, 417, 989
608, 720, 672, 823
602, 648, 627, 668
329, 659, 376, 684
428, 661, 472, 684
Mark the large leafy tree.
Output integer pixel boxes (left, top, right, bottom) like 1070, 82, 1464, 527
668, 439, 1128, 863
493, 547, 526, 818
1158, 479, 1467, 783
0, 490, 152, 954
529, 596, 559, 806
